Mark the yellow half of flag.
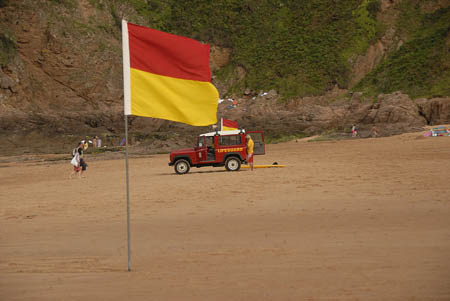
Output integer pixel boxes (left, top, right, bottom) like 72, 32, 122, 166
222, 125, 238, 131
130, 69, 218, 126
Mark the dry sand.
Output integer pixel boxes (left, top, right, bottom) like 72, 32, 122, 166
1, 132, 450, 300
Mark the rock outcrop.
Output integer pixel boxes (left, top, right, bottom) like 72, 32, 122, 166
219, 91, 449, 139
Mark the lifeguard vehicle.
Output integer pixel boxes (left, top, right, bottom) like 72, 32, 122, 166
168, 130, 264, 174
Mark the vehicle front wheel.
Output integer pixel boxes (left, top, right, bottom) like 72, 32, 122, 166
174, 159, 190, 174
225, 157, 241, 171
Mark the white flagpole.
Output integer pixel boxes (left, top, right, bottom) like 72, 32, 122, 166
124, 115, 131, 272
221, 117, 223, 131
122, 19, 132, 272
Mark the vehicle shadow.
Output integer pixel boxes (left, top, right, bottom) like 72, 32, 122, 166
156, 170, 245, 176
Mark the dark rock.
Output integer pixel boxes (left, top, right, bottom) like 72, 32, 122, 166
416, 98, 450, 125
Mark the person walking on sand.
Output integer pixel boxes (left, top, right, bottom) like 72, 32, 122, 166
83, 140, 89, 151
78, 143, 88, 177
352, 124, 358, 137
69, 143, 82, 179
246, 134, 254, 171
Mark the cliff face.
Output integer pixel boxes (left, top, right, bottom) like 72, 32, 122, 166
0, 0, 124, 134
0, 0, 449, 155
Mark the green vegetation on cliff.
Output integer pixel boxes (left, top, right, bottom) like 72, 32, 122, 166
131, 0, 449, 99
355, 5, 450, 98
1, 0, 448, 100
0, 31, 15, 67
120, 0, 382, 98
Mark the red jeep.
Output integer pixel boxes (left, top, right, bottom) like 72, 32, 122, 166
169, 130, 265, 174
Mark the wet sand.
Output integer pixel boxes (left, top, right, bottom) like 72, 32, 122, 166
1, 132, 450, 300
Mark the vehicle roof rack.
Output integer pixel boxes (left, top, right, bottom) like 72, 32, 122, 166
200, 129, 246, 137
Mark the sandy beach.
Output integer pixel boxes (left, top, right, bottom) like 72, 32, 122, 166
1, 132, 450, 300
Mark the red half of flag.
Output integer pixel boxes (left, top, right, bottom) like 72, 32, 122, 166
221, 118, 238, 131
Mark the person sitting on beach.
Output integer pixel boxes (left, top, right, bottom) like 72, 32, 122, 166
371, 125, 379, 138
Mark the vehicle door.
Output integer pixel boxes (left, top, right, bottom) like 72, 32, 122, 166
247, 131, 265, 155
195, 136, 207, 162
204, 136, 216, 161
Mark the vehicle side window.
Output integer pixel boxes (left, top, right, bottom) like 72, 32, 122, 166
251, 133, 263, 143
205, 136, 214, 148
219, 135, 242, 146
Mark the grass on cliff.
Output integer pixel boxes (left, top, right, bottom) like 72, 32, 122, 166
354, 5, 450, 99
74, 0, 450, 100
127, 0, 448, 100
50, 0, 446, 100
2, 0, 447, 101
0, 29, 16, 67
119, 0, 381, 99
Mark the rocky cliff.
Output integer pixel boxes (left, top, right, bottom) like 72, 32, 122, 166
0, 0, 449, 156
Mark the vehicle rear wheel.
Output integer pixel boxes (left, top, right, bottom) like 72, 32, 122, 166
174, 159, 190, 174
225, 157, 241, 171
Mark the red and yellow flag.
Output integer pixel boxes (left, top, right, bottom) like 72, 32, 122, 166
221, 118, 238, 131
122, 21, 219, 126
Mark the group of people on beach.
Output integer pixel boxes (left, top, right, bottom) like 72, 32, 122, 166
352, 124, 379, 138
69, 136, 104, 178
